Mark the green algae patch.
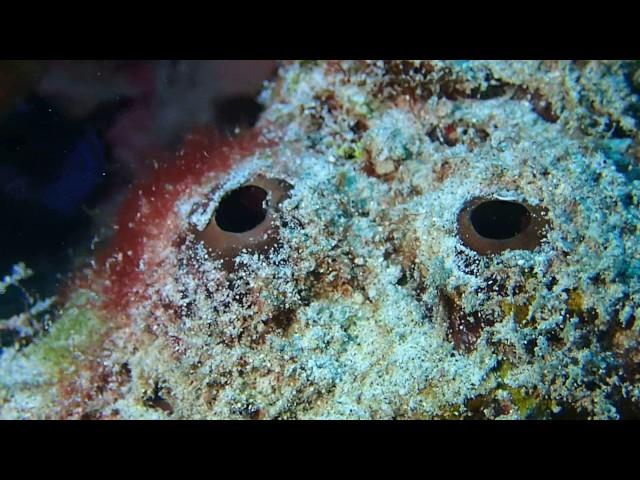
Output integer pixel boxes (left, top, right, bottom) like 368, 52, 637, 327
505, 387, 541, 418
27, 290, 107, 378
337, 142, 365, 161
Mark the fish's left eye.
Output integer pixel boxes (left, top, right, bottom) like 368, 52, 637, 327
195, 176, 293, 270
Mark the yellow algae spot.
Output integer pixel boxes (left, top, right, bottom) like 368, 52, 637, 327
567, 289, 584, 313
497, 360, 513, 382
501, 299, 532, 325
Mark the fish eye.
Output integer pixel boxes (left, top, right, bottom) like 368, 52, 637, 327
457, 197, 548, 255
194, 176, 293, 270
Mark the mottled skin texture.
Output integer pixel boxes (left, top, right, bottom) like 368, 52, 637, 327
1, 61, 639, 419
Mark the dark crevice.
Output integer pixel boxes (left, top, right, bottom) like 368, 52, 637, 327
143, 382, 174, 415
213, 95, 263, 135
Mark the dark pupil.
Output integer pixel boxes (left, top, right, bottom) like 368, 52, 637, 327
215, 186, 268, 233
470, 200, 531, 240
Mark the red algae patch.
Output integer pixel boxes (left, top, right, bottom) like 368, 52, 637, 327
97, 127, 264, 313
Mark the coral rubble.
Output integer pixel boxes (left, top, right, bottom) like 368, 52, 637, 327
1, 60, 639, 419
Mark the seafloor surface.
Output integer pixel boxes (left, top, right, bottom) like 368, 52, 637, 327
1, 60, 639, 419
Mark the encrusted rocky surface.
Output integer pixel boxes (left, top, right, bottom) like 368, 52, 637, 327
1, 60, 639, 419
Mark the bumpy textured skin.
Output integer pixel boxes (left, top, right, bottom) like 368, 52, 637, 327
1, 60, 639, 419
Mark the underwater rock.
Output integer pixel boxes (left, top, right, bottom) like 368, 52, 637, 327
1, 60, 639, 419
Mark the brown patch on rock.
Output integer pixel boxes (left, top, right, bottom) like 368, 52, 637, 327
255, 309, 297, 345
361, 149, 397, 180
531, 90, 560, 123
440, 289, 493, 353
376, 61, 436, 103
434, 160, 452, 183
